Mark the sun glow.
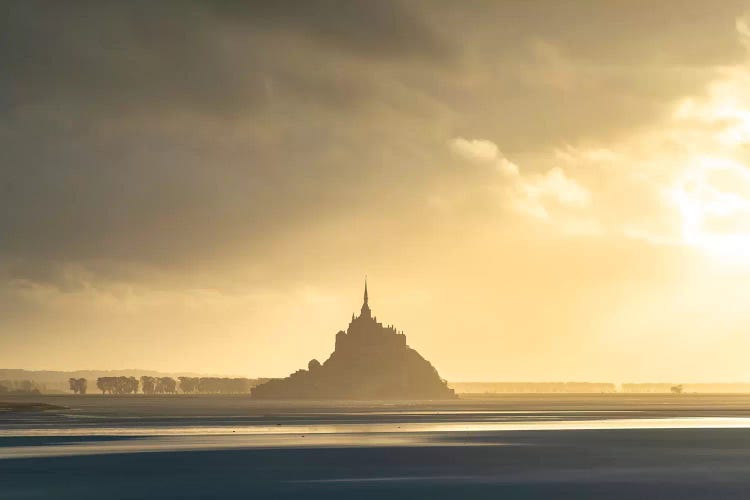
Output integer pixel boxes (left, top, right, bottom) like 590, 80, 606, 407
671, 156, 750, 261
666, 41, 750, 263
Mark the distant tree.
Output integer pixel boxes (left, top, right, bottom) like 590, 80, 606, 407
0, 380, 37, 394
190, 377, 255, 394
197, 377, 214, 394
141, 376, 156, 395
178, 377, 199, 394
96, 377, 110, 394
69, 378, 87, 394
126, 376, 138, 394
155, 377, 177, 394
97, 376, 138, 395
671, 385, 684, 394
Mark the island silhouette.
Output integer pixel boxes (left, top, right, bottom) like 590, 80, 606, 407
252, 281, 456, 399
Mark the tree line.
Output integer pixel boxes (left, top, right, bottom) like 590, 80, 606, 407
96, 376, 139, 394
177, 377, 255, 394
140, 376, 178, 394
67, 376, 263, 395
0, 379, 44, 394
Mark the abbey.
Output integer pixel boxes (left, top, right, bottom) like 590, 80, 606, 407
251, 282, 456, 400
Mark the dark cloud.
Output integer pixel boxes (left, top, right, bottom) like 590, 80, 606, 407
1, 0, 748, 289
206, 0, 453, 61
0, 2, 442, 272
0, 0, 453, 118
428, 0, 748, 66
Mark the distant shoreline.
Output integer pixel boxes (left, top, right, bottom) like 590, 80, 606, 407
8, 393, 750, 402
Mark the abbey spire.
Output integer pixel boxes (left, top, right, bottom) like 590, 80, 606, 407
360, 278, 371, 318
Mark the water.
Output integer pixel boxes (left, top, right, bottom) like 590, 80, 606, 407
4, 394, 750, 498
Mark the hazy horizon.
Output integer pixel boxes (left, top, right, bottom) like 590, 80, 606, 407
4, 1, 750, 382
10, 366, 750, 385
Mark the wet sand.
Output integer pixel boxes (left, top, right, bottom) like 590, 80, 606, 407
3, 394, 750, 498
0, 401, 65, 412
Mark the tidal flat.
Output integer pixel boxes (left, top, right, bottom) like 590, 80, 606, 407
3, 394, 750, 499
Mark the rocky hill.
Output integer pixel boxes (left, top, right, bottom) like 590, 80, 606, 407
252, 283, 455, 400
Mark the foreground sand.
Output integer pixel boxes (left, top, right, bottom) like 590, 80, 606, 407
4, 394, 750, 499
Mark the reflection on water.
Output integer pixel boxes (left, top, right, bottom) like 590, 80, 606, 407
5, 416, 750, 437
5, 416, 750, 459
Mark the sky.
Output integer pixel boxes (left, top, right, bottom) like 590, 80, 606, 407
3, 1, 750, 382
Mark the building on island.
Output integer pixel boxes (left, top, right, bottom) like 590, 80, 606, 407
251, 281, 456, 400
